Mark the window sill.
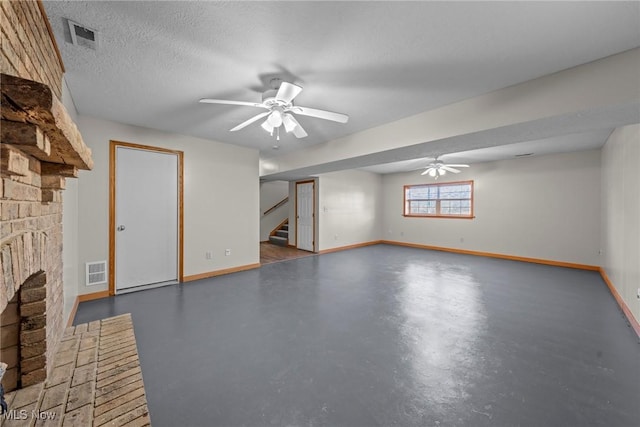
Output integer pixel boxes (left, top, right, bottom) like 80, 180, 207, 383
403, 214, 475, 219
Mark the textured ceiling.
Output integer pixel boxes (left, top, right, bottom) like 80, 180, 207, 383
43, 1, 640, 172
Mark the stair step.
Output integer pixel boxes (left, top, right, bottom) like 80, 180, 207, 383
276, 230, 289, 238
281, 225, 289, 231
269, 235, 288, 247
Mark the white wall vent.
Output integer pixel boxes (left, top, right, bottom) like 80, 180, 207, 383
67, 20, 99, 50
86, 261, 107, 286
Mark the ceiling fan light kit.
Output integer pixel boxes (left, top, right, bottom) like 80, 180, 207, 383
261, 119, 274, 133
267, 108, 284, 127
282, 114, 297, 133
199, 79, 349, 141
421, 157, 470, 179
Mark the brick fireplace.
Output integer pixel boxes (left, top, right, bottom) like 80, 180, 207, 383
1, 1, 92, 393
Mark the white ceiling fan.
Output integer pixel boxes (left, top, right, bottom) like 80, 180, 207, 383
421, 157, 469, 178
199, 79, 348, 140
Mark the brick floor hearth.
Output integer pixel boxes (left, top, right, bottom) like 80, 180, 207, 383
1, 314, 150, 427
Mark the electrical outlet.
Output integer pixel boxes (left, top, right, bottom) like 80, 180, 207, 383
205, 251, 212, 260
637, 288, 640, 299
334, 234, 338, 240
460, 237, 464, 243
225, 249, 231, 256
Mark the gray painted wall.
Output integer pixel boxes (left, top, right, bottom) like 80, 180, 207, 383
601, 124, 640, 324
73, 115, 259, 295
381, 149, 602, 266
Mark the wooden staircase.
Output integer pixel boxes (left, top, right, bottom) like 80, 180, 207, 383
269, 219, 289, 247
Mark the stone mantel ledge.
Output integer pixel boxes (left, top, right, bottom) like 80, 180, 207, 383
1, 73, 93, 170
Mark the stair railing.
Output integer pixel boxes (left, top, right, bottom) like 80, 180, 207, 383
263, 197, 289, 216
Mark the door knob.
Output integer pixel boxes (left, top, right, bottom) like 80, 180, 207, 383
117, 225, 126, 231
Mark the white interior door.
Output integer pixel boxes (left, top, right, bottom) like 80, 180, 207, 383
296, 181, 315, 252
115, 146, 178, 292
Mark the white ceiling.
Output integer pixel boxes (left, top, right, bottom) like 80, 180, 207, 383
43, 1, 640, 174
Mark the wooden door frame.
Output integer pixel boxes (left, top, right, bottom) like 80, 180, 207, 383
295, 179, 316, 253
109, 140, 184, 295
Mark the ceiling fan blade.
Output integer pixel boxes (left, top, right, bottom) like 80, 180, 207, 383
230, 111, 271, 132
199, 99, 265, 108
440, 166, 461, 173
444, 164, 469, 168
292, 106, 349, 123
275, 82, 303, 104
293, 124, 308, 139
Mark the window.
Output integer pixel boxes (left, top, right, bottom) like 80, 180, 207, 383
404, 181, 474, 218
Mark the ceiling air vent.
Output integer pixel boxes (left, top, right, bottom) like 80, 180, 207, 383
86, 261, 107, 286
67, 20, 98, 50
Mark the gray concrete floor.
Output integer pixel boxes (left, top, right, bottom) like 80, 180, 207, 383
75, 245, 640, 427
